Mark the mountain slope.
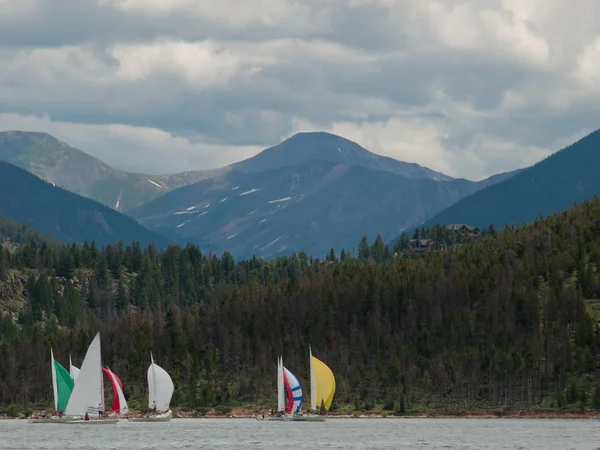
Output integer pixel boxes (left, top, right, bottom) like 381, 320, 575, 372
131, 158, 520, 259
0, 131, 226, 211
0, 216, 61, 249
0, 162, 169, 248
422, 129, 600, 230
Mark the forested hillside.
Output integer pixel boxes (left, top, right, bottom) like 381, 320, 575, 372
0, 216, 59, 250
423, 128, 600, 231
2, 198, 600, 414
0, 162, 169, 249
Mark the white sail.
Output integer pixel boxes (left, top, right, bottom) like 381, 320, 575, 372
277, 356, 285, 412
69, 355, 80, 382
148, 353, 174, 412
310, 345, 316, 410
106, 367, 128, 415
65, 333, 102, 417
51, 349, 58, 411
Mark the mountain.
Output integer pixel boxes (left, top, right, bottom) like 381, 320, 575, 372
0, 131, 225, 211
232, 131, 454, 181
421, 129, 600, 231
0, 162, 169, 248
131, 133, 521, 258
0, 216, 60, 250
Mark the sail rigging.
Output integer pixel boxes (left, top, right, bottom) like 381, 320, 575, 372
54, 360, 74, 411
51, 349, 58, 411
309, 346, 336, 412
277, 356, 285, 412
65, 333, 103, 417
147, 353, 174, 412
103, 367, 128, 415
69, 354, 80, 382
50, 350, 74, 411
282, 366, 303, 414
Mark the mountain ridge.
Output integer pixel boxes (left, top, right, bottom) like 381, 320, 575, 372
421, 128, 600, 231
0, 131, 227, 211
0, 130, 483, 214
232, 131, 455, 181
0, 162, 170, 248
131, 158, 521, 259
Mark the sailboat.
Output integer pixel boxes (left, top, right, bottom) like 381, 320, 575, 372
69, 355, 80, 382
128, 352, 174, 422
291, 346, 335, 422
63, 333, 117, 424
258, 356, 304, 421
102, 367, 128, 417
28, 349, 74, 424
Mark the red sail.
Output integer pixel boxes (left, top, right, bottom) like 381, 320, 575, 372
102, 368, 121, 412
283, 370, 294, 414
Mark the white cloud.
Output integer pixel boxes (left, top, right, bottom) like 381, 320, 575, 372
110, 39, 274, 86
0, 0, 599, 179
99, 0, 332, 32
417, 1, 549, 66
290, 116, 456, 176
0, 0, 39, 20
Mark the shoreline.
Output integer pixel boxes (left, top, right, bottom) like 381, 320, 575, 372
4, 409, 600, 420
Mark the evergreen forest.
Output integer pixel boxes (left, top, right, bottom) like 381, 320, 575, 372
3, 198, 600, 415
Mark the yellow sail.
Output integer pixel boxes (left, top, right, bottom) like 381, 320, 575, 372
311, 355, 336, 411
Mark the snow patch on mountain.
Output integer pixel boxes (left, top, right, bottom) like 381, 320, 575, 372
240, 188, 260, 196
267, 196, 291, 204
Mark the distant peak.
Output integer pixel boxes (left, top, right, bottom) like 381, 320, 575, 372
288, 131, 342, 139
285, 131, 358, 144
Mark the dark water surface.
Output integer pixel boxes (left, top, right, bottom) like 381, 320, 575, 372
1, 418, 599, 449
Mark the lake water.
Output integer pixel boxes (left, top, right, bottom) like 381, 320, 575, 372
1, 418, 599, 449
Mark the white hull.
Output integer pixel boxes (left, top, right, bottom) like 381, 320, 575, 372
256, 414, 326, 422
255, 415, 285, 421
128, 410, 173, 422
291, 415, 327, 422
64, 418, 119, 425
28, 416, 71, 424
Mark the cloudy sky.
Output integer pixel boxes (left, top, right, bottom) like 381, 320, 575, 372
0, 0, 598, 180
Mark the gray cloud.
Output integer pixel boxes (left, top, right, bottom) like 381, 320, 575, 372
1, 0, 599, 180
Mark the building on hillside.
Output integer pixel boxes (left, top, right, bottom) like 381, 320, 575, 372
446, 224, 480, 238
407, 238, 438, 253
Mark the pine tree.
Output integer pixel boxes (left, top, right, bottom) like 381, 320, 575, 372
358, 235, 370, 260
592, 386, 600, 410
94, 254, 109, 288
327, 248, 336, 262
0, 249, 6, 281
57, 246, 75, 279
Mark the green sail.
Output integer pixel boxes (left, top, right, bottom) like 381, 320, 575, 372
53, 361, 74, 411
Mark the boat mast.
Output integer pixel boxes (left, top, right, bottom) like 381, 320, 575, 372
309, 345, 316, 411
51, 349, 58, 411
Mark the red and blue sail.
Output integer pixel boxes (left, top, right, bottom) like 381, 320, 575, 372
282, 366, 303, 414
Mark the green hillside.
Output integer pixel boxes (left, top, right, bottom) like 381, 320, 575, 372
3, 198, 600, 415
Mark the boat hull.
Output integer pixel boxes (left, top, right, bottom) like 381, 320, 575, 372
64, 418, 119, 425
255, 415, 285, 421
291, 415, 326, 422
128, 410, 173, 422
28, 416, 71, 424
